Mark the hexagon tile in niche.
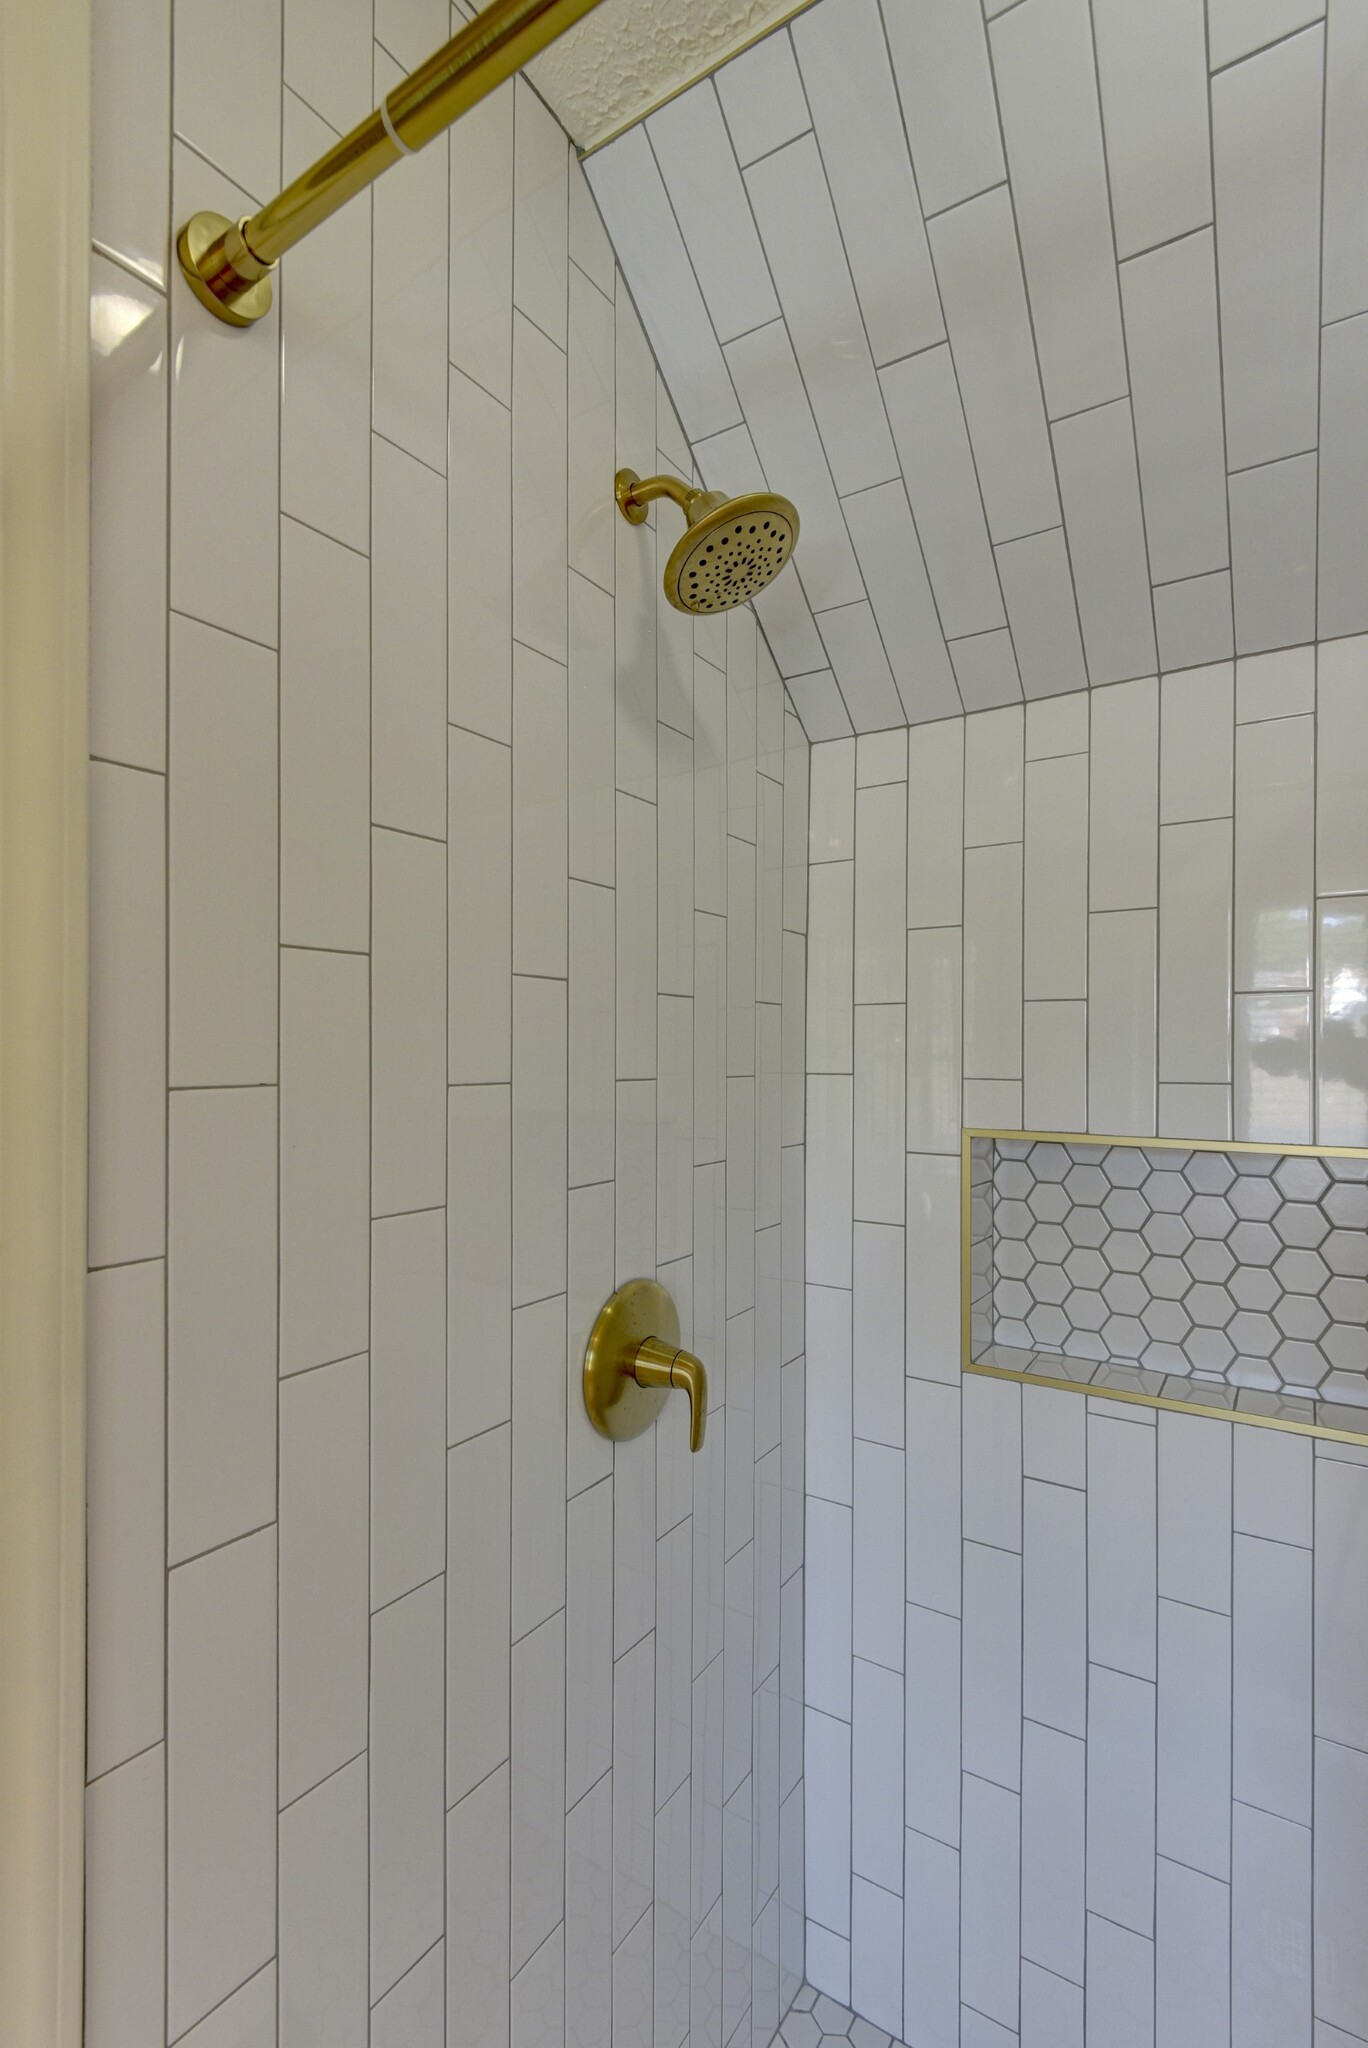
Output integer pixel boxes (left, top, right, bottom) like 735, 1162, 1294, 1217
968, 1135, 1368, 1417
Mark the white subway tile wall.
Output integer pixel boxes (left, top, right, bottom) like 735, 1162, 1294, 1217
86, 11, 807, 2046
590, 7, 1368, 733
803, 670, 1368, 2041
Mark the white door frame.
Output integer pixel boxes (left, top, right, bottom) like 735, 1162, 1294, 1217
0, 0, 91, 2041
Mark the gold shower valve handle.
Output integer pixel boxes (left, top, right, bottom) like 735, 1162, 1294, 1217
631, 1337, 708, 1454
582, 1278, 708, 1453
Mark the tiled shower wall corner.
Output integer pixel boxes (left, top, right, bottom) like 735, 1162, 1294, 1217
803, 672, 1368, 2044
85, 7, 807, 2044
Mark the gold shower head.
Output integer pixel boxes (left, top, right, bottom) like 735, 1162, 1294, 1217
615, 469, 799, 615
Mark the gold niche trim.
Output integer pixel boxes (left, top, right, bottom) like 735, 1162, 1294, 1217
960, 1127, 1368, 1445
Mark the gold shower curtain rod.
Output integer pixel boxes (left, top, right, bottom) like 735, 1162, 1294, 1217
177, 0, 606, 325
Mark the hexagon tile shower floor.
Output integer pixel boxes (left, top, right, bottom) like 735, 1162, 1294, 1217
770, 1984, 902, 2048
981, 1139, 1368, 1404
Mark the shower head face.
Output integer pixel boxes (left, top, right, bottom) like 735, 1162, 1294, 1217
665, 492, 799, 615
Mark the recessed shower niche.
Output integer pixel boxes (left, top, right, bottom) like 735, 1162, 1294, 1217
965, 1130, 1368, 1441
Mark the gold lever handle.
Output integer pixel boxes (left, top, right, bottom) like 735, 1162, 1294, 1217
581, 1279, 709, 1454
631, 1337, 708, 1453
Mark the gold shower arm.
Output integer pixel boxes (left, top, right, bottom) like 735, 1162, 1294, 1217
176, 0, 608, 326
615, 468, 727, 528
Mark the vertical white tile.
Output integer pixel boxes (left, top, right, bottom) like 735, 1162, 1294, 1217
613, 1634, 655, 1942
88, 763, 166, 1268
1235, 990, 1313, 1144
960, 1774, 1020, 2032
907, 719, 965, 927
617, 793, 658, 1079
167, 1088, 277, 1564
372, 64, 448, 472
569, 574, 615, 888
906, 928, 963, 1155
568, 266, 614, 597
513, 975, 567, 1303
513, 643, 569, 979
1022, 1384, 1087, 1487
906, 1386, 962, 1624
853, 1440, 904, 1673
962, 1540, 1023, 1791
84, 1748, 165, 2048
1088, 911, 1158, 1137
174, 0, 280, 198
1020, 1960, 1084, 2048
1236, 714, 1314, 994
654, 1780, 691, 2048
1089, 678, 1159, 911
855, 782, 907, 1002
613, 1901, 655, 2048
1160, 662, 1234, 826
1085, 1916, 1154, 2048
805, 1707, 852, 1939
565, 1775, 612, 2048
806, 1284, 853, 1510
278, 1357, 368, 1807
964, 706, 1025, 848
449, 366, 513, 744
1235, 1424, 1313, 1548
1086, 1666, 1156, 1938
92, 0, 171, 285
1155, 1857, 1230, 2048
278, 1756, 368, 2048
370, 1578, 445, 2000
807, 1076, 854, 1291
85, 1260, 165, 1780
906, 1154, 964, 1386
1159, 1079, 1232, 1139
372, 438, 447, 842
1157, 1598, 1232, 1883
513, 78, 568, 346
512, 1293, 568, 1640
512, 311, 568, 664
1231, 1801, 1312, 2048
446, 1424, 511, 1807
89, 260, 168, 772
279, 93, 371, 557
568, 883, 615, 1188
168, 615, 277, 1086
854, 1006, 905, 1224
167, 1529, 276, 2040
371, 1208, 446, 1609
963, 1372, 1023, 1553
616, 1079, 657, 1286
1024, 754, 1087, 999
660, 724, 695, 999
903, 1830, 960, 2047
449, 728, 512, 1083
373, 827, 446, 1214
1315, 1461, 1368, 1753
172, 1964, 276, 2046
448, 1084, 512, 1443
1233, 1532, 1312, 1824
1021, 1720, 1085, 1988
1314, 1738, 1368, 2040
279, 518, 369, 952
964, 844, 1023, 1081
1158, 1412, 1232, 1614
1023, 1478, 1087, 1740
806, 1497, 853, 1723
169, 148, 280, 644
279, 949, 369, 1375
904, 1602, 961, 1849
850, 1873, 904, 2039
728, 834, 757, 1080
447, 1767, 511, 2048
1088, 1415, 1157, 1679
1317, 636, 1368, 894
807, 861, 855, 1077
1023, 1000, 1087, 1133
658, 996, 694, 1265
448, 80, 513, 408
373, 1943, 444, 2048
852, 1221, 904, 1448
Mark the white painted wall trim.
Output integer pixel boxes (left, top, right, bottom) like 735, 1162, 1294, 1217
0, 0, 92, 2040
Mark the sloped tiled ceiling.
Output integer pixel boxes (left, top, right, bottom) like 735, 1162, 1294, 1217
585, 0, 1368, 739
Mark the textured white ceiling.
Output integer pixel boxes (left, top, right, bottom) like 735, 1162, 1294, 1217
585, 0, 1368, 740
525, 0, 807, 150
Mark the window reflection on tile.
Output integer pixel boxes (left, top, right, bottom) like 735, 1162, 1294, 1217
1319, 897, 1368, 1146
1235, 992, 1312, 1146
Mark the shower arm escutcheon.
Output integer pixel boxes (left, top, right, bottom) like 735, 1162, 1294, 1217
176, 0, 608, 326
583, 1279, 709, 1454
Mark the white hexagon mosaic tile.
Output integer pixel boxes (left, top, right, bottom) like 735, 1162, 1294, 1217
969, 1137, 1368, 1410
